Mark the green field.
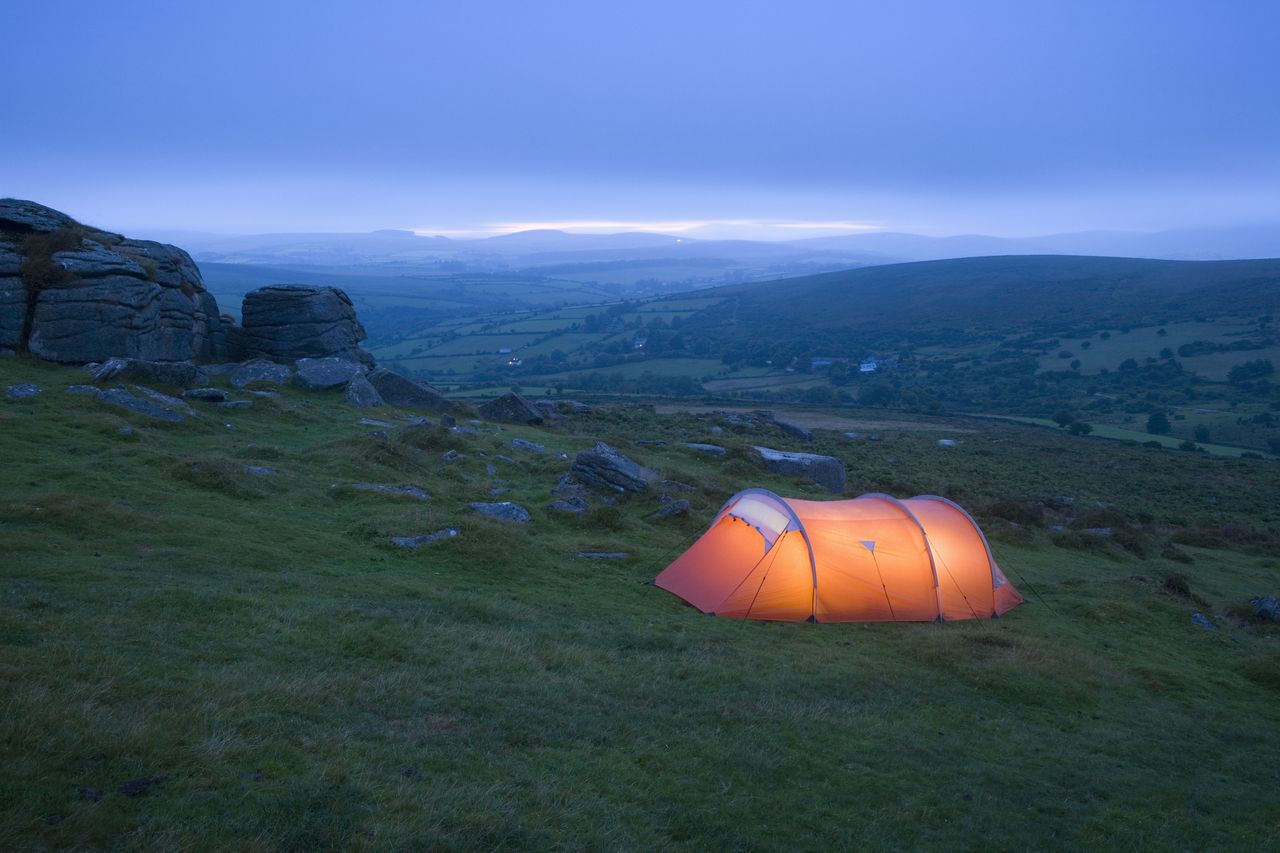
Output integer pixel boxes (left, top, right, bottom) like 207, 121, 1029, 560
3, 356, 1280, 847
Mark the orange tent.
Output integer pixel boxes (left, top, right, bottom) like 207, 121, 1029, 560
655, 489, 1023, 622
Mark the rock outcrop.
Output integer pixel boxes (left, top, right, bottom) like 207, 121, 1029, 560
753, 446, 846, 493
479, 391, 544, 425
90, 357, 208, 389
238, 285, 371, 365
292, 356, 366, 390
366, 368, 455, 412
0, 199, 224, 363
571, 442, 656, 494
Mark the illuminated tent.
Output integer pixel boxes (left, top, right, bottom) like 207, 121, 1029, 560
655, 489, 1023, 622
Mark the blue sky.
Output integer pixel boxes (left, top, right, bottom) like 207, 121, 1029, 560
6, 1, 1279, 238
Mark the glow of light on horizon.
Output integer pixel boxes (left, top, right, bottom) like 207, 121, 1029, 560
411, 218, 885, 239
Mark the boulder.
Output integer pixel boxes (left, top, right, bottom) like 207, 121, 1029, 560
548, 497, 589, 515
5, 383, 40, 400
1251, 595, 1280, 621
230, 359, 293, 389
97, 385, 185, 422
479, 391, 543, 425
655, 498, 691, 518
131, 384, 197, 416
90, 357, 207, 388
773, 418, 813, 442
571, 442, 656, 494
366, 368, 454, 411
239, 285, 370, 364
182, 387, 230, 402
684, 442, 726, 457
753, 445, 846, 493
344, 375, 383, 408
293, 356, 365, 390
338, 483, 431, 501
469, 501, 532, 524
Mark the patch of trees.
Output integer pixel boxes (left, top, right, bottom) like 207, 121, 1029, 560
1227, 359, 1275, 384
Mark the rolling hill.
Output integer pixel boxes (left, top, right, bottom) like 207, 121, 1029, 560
710, 255, 1280, 332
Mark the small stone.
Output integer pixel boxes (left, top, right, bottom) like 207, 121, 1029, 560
937, 439, 957, 447
1190, 612, 1216, 631
512, 438, 546, 454
218, 400, 253, 410
118, 425, 135, 437
489, 487, 511, 496
575, 551, 630, 559
709, 425, 724, 436
391, 528, 459, 548
358, 417, 395, 428
404, 416, 433, 427
244, 465, 275, 476
65, 384, 101, 396
5, 383, 41, 400
469, 501, 531, 523
442, 449, 465, 463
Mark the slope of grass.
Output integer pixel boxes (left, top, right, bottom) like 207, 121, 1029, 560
2, 356, 1279, 849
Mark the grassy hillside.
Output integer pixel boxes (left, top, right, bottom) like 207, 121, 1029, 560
2, 356, 1279, 848
717, 255, 1280, 331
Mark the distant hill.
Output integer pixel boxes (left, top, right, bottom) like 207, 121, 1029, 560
160, 225, 1280, 281
711, 255, 1280, 332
